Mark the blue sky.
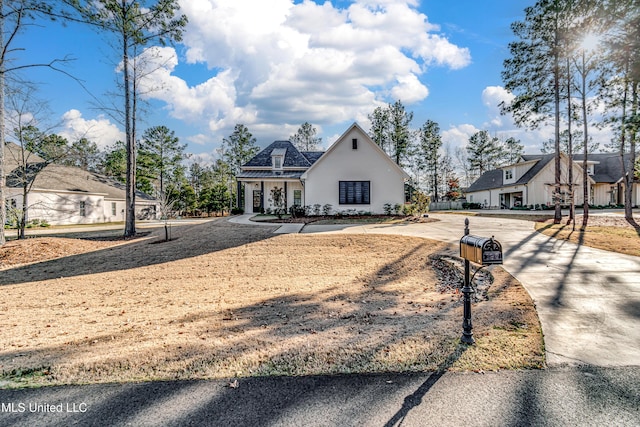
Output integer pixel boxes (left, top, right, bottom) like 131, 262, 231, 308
15, 0, 599, 164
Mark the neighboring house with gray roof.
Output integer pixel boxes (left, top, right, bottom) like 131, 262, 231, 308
4, 142, 158, 225
237, 123, 410, 214
465, 152, 639, 209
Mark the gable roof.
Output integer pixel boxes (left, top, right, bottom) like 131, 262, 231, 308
8, 163, 155, 201
301, 122, 410, 180
467, 152, 637, 193
515, 154, 555, 185
4, 142, 47, 171
572, 153, 633, 183
465, 169, 503, 192
241, 140, 324, 169
4, 143, 154, 201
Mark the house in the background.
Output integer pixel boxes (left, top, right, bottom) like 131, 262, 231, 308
237, 123, 410, 214
4, 142, 158, 225
465, 152, 639, 209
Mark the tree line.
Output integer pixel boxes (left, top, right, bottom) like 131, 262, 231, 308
367, 100, 524, 201
501, 0, 639, 226
0, 0, 188, 245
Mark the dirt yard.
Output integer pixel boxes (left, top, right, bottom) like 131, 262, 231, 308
0, 219, 543, 387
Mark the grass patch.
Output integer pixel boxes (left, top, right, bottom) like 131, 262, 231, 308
535, 220, 640, 257
0, 220, 543, 388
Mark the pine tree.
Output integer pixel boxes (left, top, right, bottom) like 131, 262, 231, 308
415, 120, 442, 201
502, 137, 524, 164
75, 0, 188, 236
502, 0, 571, 223
466, 130, 503, 175
139, 125, 186, 195
290, 122, 321, 151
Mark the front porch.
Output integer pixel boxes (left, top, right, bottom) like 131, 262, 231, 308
240, 179, 304, 214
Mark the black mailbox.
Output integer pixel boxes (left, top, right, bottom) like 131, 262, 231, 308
459, 235, 503, 265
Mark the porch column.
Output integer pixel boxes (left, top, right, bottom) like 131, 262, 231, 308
284, 181, 288, 210
237, 180, 243, 210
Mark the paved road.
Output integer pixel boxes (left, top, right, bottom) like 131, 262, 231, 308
300, 213, 640, 367
0, 367, 638, 427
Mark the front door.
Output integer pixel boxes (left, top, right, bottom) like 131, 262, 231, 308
253, 190, 262, 213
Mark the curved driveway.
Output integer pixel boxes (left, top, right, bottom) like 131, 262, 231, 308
297, 214, 640, 367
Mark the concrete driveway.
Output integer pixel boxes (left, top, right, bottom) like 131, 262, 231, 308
300, 214, 640, 367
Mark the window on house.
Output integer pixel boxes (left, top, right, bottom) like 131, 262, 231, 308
505, 169, 513, 180
294, 189, 302, 206
111, 202, 117, 216
339, 181, 370, 204
79, 201, 86, 217
273, 156, 283, 169
352, 138, 358, 149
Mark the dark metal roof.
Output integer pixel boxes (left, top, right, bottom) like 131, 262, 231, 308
301, 151, 324, 164
236, 171, 305, 179
242, 141, 324, 168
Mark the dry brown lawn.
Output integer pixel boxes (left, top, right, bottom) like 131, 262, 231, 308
0, 219, 543, 388
535, 215, 640, 257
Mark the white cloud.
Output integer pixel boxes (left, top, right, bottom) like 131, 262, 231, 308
391, 74, 429, 103
442, 123, 480, 149
140, 0, 472, 143
481, 85, 514, 128
59, 110, 125, 149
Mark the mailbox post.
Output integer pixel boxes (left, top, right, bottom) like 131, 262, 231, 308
459, 218, 503, 345
461, 219, 474, 344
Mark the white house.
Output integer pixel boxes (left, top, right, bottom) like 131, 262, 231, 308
237, 123, 410, 214
4, 142, 158, 225
465, 153, 639, 209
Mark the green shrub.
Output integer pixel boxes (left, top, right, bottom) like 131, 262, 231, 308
290, 205, 305, 218
403, 204, 417, 215
462, 202, 482, 209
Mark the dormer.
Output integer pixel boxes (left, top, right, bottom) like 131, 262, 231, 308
271, 148, 286, 170
503, 167, 516, 184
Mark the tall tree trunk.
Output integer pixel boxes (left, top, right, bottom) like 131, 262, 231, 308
619, 61, 630, 221
581, 51, 590, 231
19, 185, 27, 240
625, 80, 637, 221
566, 58, 574, 229
553, 19, 562, 224
123, 7, 136, 237
0, 0, 5, 246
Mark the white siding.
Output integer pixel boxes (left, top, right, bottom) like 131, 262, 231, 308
467, 155, 590, 208
6, 189, 154, 225
22, 191, 106, 225
302, 126, 407, 214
